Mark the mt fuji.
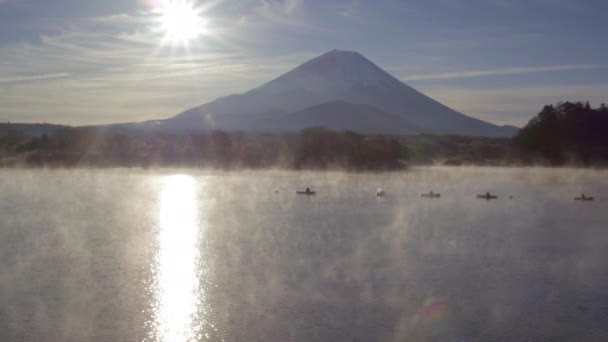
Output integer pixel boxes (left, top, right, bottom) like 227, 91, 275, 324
150, 50, 517, 136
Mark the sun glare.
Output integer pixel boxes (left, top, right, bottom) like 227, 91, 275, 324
154, 175, 202, 341
159, 0, 204, 44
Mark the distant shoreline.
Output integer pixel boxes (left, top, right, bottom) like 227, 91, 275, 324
3, 100, 608, 170
2, 160, 606, 171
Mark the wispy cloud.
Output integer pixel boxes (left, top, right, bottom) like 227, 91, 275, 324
258, 0, 302, 16
423, 84, 608, 126
1, 0, 607, 126
0, 73, 71, 84
418, 39, 483, 49
0, 9, 316, 124
402, 64, 607, 81
237, 0, 326, 32
338, 0, 359, 18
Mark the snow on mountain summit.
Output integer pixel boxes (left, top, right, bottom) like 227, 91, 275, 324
253, 50, 403, 95
162, 50, 517, 137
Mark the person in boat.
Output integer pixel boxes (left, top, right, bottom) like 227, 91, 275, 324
486, 192, 491, 197
306, 187, 311, 194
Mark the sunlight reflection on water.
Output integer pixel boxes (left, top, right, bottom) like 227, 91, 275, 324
152, 175, 203, 342
1, 168, 607, 341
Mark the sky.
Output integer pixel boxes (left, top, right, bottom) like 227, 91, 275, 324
1, 0, 607, 127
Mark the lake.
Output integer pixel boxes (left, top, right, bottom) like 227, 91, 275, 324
0, 167, 607, 341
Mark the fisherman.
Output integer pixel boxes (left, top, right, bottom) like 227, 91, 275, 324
486, 192, 491, 197
306, 187, 311, 194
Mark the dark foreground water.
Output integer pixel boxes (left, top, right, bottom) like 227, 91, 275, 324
0, 167, 607, 341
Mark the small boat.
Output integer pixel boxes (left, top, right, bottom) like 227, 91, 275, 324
421, 192, 440, 198
574, 194, 594, 201
477, 193, 498, 200
377, 188, 385, 197
297, 188, 316, 195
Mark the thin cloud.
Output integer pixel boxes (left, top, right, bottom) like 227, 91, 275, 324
0, 73, 71, 84
402, 64, 607, 81
0, 11, 315, 125
244, 0, 325, 31
1, 0, 606, 127
258, 0, 302, 16
423, 84, 608, 126
419, 39, 482, 49
338, 0, 359, 18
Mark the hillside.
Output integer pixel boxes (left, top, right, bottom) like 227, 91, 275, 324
146, 50, 517, 137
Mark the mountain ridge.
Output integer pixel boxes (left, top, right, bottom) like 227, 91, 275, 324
254, 100, 420, 134
154, 50, 518, 137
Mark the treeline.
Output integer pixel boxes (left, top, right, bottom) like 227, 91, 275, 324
399, 134, 517, 166
0, 127, 408, 170
399, 101, 608, 167
515, 101, 608, 166
0, 123, 66, 137
2, 101, 607, 169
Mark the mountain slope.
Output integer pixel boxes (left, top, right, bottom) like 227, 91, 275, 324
161, 50, 518, 136
255, 101, 420, 134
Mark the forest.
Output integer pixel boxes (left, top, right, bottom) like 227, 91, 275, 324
0, 126, 408, 170
514, 101, 608, 166
1, 101, 607, 169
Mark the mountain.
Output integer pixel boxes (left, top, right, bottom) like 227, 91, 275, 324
255, 101, 420, 134
0, 123, 68, 137
153, 50, 518, 137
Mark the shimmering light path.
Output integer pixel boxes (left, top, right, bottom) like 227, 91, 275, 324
154, 175, 202, 341
1, 168, 607, 341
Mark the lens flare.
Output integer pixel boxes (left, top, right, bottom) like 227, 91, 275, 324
411, 296, 447, 326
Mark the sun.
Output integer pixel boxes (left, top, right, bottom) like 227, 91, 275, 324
159, 0, 204, 44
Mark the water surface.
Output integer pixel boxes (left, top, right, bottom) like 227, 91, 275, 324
0, 167, 607, 341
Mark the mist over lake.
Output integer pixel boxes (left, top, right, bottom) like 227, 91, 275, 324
0, 167, 607, 341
